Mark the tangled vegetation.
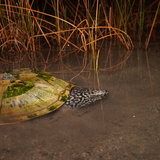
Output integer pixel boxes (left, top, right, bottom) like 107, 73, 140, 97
0, 0, 159, 71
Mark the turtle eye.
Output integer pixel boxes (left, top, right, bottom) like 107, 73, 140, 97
10, 80, 15, 83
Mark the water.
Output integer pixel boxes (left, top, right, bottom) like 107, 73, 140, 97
0, 45, 160, 160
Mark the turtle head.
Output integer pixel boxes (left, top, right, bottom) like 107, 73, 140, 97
65, 86, 109, 108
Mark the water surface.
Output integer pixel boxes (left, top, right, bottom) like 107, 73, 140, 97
0, 46, 160, 160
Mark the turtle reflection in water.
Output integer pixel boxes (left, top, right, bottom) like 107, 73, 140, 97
0, 68, 109, 124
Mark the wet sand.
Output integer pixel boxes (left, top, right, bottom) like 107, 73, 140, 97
0, 47, 160, 160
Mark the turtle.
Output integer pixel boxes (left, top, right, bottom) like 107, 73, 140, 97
0, 68, 109, 125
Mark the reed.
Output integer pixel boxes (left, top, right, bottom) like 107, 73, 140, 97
145, 1, 160, 50
0, 0, 159, 71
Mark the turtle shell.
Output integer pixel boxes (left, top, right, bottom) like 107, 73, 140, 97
0, 68, 75, 124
